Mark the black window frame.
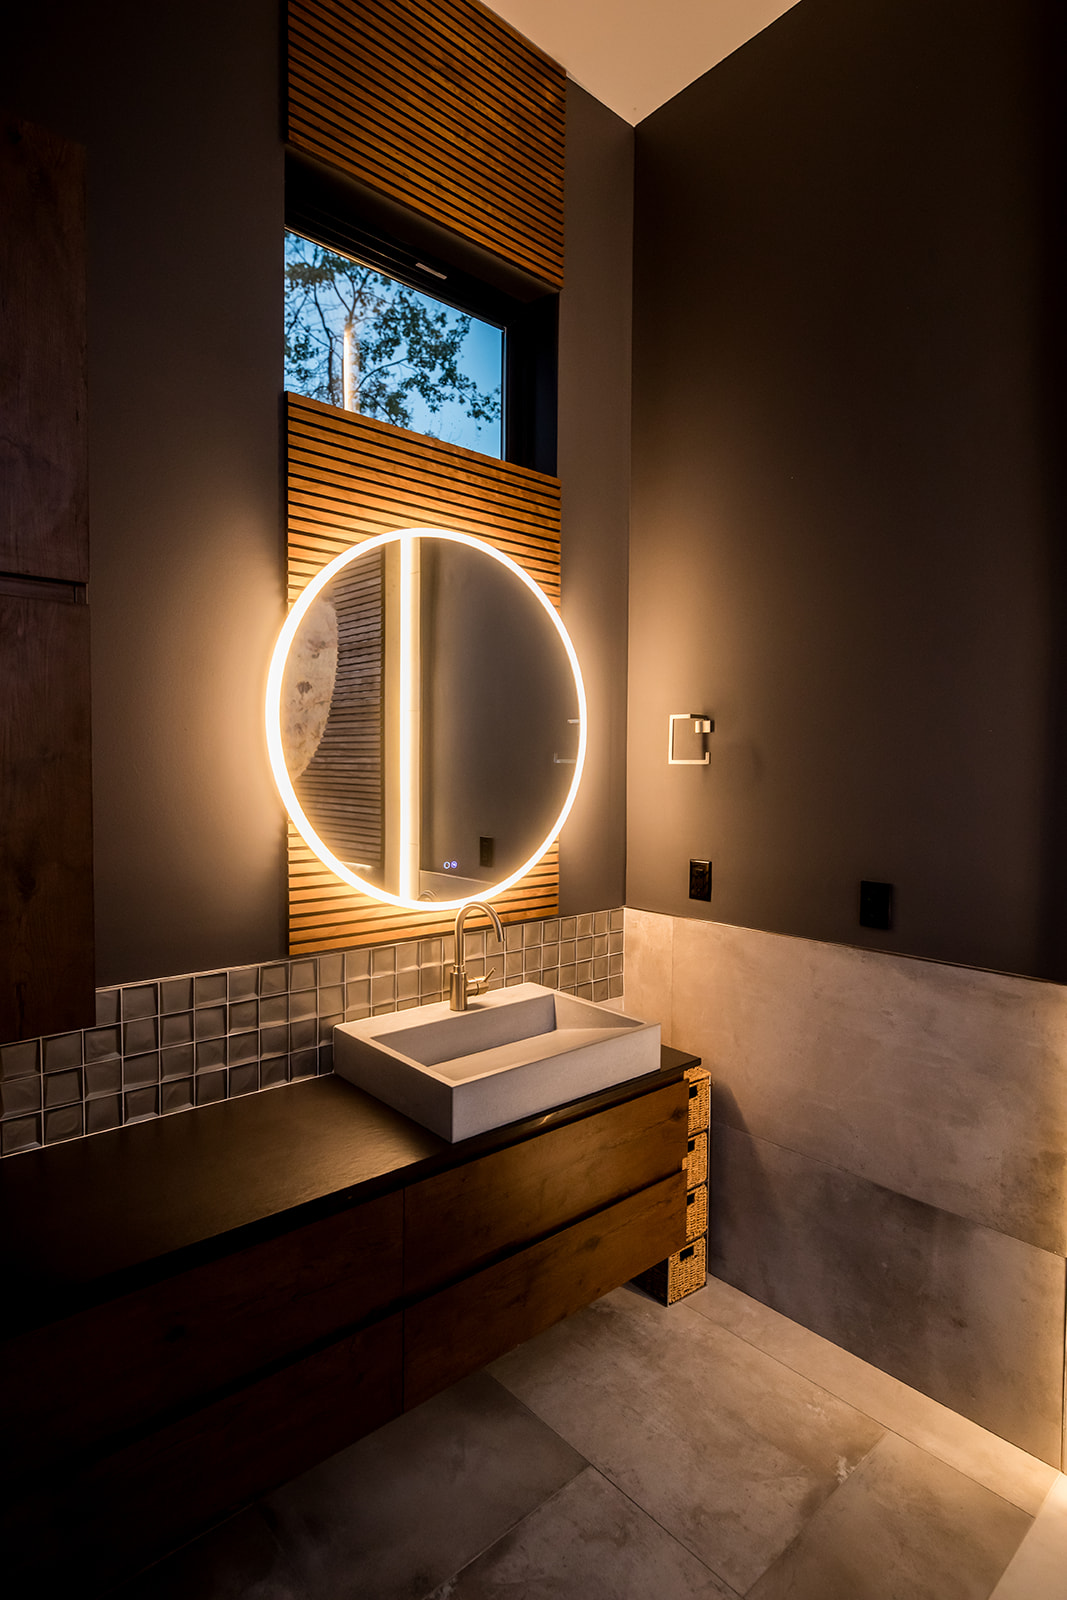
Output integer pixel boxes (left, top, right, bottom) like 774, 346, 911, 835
285, 151, 558, 476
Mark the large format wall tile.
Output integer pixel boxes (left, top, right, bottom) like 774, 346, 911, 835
709, 1123, 1066, 1465
669, 916, 1067, 1255
622, 908, 675, 1040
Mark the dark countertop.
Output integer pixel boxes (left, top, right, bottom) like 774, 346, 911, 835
0, 1047, 699, 1337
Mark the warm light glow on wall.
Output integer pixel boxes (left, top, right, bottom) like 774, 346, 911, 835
266, 527, 587, 912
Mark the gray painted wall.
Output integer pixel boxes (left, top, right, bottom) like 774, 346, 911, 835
629, 0, 1066, 979
2, 6, 631, 985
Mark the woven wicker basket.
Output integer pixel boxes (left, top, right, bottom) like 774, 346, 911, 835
684, 1130, 708, 1189
633, 1234, 707, 1306
685, 1182, 708, 1243
684, 1068, 710, 1135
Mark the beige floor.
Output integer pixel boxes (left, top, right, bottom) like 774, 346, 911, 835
121, 1276, 1067, 1599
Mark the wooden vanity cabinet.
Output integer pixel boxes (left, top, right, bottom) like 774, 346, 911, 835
1, 1065, 690, 1592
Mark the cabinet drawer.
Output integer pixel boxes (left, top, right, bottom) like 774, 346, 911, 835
404, 1170, 686, 1409
1, 1189, 402, 1482
6, 1311, 402, 1594
404, 1079, 688, 1298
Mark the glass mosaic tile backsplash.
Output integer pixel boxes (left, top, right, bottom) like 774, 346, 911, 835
0, 910, 625, 1157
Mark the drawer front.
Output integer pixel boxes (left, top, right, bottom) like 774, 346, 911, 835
404, 1079, 688, 1298
404, 1170, 686, 1409
6, 1312, 402, 1594
1, 1188, 402, 1481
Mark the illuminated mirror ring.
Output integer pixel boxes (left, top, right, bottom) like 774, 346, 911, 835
266, 526, 587, 911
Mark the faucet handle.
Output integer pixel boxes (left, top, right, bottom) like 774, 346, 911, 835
467, 967, 497, 998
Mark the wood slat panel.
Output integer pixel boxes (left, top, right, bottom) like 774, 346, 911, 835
287, 0, 565, 287
286, 395, 562, 952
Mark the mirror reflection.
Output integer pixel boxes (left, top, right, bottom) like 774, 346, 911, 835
269, 529, 585, 909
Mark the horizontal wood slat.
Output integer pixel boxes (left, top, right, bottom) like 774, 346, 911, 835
287, 0, 565, 287
286, 394, 562, 952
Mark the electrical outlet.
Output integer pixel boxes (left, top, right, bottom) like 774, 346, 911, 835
859, 880, 893, 930
689, 859, 712, 901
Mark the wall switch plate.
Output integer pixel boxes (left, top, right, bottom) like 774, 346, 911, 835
689, 859, 712, 901
859, 880, 893, 930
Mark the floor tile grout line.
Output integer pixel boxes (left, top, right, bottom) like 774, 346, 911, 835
410, 1463, 594, 1600
683, 1289, 1049, 1517
581, 1465, 745, 1599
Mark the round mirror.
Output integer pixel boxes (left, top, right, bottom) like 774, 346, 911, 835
266, 528, 587, 910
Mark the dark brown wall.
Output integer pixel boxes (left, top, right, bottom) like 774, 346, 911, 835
629, 0, 1066, 976
2, 8, 630, 985
558, 84, 633, 916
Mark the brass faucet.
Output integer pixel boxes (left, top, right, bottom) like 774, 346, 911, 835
449, 901, 505, 1010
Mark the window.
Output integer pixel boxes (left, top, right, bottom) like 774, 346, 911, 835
285, 230, 504, 458
285, 154, 557, 473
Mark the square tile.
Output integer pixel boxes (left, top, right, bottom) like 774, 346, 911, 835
123, 1018, 158, 1056
159, 977, 193, 1014
2, 1115, 40, 1154
43, 1033, 82, 1073
594, 910, 611, 935
227, 1032, 259, 1066
290, 1019, 317, 1052
95, 988, 119, 1027
524, 921, 542, 948
559, 917, 576, 940
194, 1006, 226, 1042
230, 1064, 259, 1096
196, 1039, 227, 1073
290, 959, 318, 992
319, 1015, 341, 1045
318, 985, 343, 1016
289, 1049, 317, 1079
161, 1044, 195, 1082
121, 984, 158, 1021
576, 937, 593, 963
260, 1023, 289, 1056
287, 988, 315, 1021
419, 939, 444, 967
161, 1079, 194, 1115
371, 947, 396, 977
0, 1039, 39, 1080
161, 1011, 194, 1048
610, 908, 624, 932
44, 1069, 81, 1108
124, 1087, 158, 1123
228, 999, 259, 1033
86, 1095, 122, 1135
395, 941, 418, 973
259, 994, 288, 1027
317, 1043, 333, 1071
505, 925, 523, 952
316, 952, 344, 987
84, 1025, 121, 1063
259, 963, 288, 997
227, 967, 259, 1002
542, 967, 560, 990
609, 929, 624, 955
397, 970, 419, 1002
84, 1060, 122, 1099
44, 1103, 84, 1144
260, 1057, 289, 1089
123, 1053, 159, 1089
1, 1076, 42, 1119
193, 973, 227, 1008
345, 949, 371, 981
370, 975, 396, 1008
196, 1071, 227, 1105
576, 914, 594, 937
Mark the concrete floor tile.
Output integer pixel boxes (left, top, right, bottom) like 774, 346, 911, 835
689, 1276, 1058, 1514
489, 1286, 884, 1594
260, 1371, 587, 1600
749, 1432, 1032, 1600
426, 1467, 738, 1599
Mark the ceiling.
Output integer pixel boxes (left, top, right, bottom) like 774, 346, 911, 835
482, 0, 803, 125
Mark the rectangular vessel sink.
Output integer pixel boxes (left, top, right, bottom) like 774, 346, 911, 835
333, 982, 661, 1142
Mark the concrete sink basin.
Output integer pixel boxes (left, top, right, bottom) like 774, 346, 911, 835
333, 982, 661, 1142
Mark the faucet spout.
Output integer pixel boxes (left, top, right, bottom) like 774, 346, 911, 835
450, 901, 505, 1010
